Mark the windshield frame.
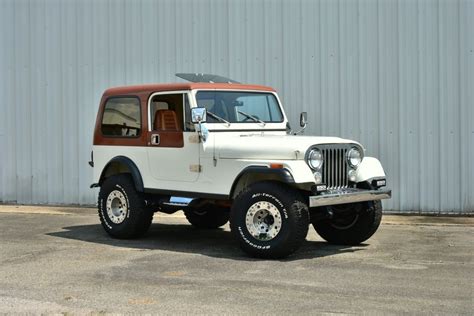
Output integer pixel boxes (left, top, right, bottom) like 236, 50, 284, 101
191, 89, 287, 130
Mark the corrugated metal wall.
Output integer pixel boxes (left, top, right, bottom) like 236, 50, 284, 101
0, 0, 473, 213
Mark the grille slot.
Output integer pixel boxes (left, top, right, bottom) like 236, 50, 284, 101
322, 148, 348, 189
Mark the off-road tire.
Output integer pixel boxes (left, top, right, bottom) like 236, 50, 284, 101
230, 181, 309, 259
184, 206, 230, 229
98, 174, 153, 239
312, 200, 382, 245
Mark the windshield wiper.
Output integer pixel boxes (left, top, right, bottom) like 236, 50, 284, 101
237, 110, 266, 126
207, 111, 231, 126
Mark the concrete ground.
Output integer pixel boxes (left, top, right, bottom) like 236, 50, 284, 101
0, 205, 472, 314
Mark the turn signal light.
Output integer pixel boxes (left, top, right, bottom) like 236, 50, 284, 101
270, 163, 284, 169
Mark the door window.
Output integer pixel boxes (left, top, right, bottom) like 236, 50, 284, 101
149, 93, 194, 131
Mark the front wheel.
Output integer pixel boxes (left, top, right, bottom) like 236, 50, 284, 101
230, 182, 309, 259
312, 201, 382, 245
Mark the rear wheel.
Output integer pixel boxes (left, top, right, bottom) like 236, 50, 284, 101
312, 201, 382, 245
184, 206, 230, 229
230, 181, 309, 259
98, 174, 153, 239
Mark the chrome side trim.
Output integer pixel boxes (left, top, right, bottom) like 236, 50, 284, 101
162, 196, 195, 207
309, 189, 392, 208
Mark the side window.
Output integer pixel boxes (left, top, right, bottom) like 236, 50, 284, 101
101, 97, 141, 137
150, 93, 193, 132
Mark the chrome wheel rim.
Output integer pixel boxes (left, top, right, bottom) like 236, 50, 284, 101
106, 190, 128, 224
245, 201, 282, 241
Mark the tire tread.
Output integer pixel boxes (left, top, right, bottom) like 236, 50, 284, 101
98, 174, 153, 239
230, 181, 309, 259
313, 200, 382, 245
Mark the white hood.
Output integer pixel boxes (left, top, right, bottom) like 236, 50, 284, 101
217, 134, 361, 160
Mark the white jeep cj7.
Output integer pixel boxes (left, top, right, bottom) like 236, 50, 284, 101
90, 73, 391, 258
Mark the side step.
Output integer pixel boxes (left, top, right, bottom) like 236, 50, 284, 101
160, 197, 194, 208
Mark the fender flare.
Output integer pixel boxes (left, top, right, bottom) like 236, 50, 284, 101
229, 166, 295, 197
355, 157, 386, 183
98, 156, 144, 192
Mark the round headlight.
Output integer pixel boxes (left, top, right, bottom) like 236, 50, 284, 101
347, 147, 362, 168
308, 149, 323, 170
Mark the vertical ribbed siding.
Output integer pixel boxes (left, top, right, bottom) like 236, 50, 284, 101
0, 0, 472, 213
0, 0, 5, 201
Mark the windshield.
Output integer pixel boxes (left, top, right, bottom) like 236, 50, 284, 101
195, 91, 284, 123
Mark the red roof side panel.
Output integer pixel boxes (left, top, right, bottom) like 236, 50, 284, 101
103, 82, 276, 97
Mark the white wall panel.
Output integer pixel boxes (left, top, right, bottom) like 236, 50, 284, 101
0, 0, 472, 213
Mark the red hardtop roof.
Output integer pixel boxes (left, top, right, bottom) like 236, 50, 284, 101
103, 82, 276, 96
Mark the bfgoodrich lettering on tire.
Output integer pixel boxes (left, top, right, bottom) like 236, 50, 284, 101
98, 174, 153, 239
230, 181, 309, 259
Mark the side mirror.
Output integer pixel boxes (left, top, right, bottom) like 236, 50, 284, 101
294, 112, 308, 135
191, 107, 207, 124
299, 112, 307, 127
191, 107, 208, 141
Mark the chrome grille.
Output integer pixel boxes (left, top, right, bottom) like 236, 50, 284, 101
322, 147, 349, 189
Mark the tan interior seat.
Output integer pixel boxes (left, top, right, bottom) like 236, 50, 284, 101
154, 110, 180, 131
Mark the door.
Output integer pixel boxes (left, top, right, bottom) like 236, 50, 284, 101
146, 92, 200, 182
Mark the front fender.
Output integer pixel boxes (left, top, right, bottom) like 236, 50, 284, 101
282, 160, 316, 184
355, 157, 386, 182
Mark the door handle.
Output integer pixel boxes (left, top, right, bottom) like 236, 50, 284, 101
151, 134, 160, 145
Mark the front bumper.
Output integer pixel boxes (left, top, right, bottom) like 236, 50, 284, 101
309, 188, 392, 208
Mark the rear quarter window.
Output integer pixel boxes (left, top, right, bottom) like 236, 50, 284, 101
101, 97, 141, 137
